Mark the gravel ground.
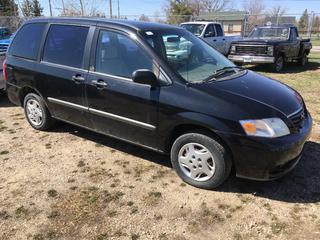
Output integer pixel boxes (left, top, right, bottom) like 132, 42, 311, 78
0, 70, 320, 239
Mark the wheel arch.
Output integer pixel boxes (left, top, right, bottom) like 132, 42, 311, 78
19, 86, 47, 107
165, 123, 234, 166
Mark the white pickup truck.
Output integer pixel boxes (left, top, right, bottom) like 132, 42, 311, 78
180, 21, 241, 55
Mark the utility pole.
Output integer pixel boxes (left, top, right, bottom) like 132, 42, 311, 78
79, 0, 84, 16
61, 0, 66, 15
117, 0, 120, 19
109, 0, 113, 18
48, 0, 53, 16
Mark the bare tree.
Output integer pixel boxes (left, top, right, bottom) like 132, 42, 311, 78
60, 0, 105, 17
243, 0, 265, 32
268, 5, 287, 18
189, 0, 229, 15
139, 14, 150, 22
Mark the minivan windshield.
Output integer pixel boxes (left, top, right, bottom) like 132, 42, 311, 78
248, 27, 290, 40
142, 29, 237, 83
180, 24, 205, 36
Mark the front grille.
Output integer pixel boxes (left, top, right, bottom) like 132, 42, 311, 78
235, 45, 267, 55
0, 44, 9, 55
288, 108, 307, 132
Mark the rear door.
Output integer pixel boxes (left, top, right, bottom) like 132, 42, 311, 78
36, 24, 94, 127
214, 24, 227, 54
85, 28, 159, 148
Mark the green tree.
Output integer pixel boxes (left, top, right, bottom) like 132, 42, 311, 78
0, 0, 18, 16
21, 0, 43, 17
21, 0, 33, 17
166, 0, 193, 24
312, 15, 320, 33
299, 9, 309, 32
32, 0, 43, 16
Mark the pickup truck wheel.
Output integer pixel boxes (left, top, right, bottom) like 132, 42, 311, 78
171, 132, 232, 190
298, 52, 308, 67
272, 56, 284, 72
23, 93, 55, 131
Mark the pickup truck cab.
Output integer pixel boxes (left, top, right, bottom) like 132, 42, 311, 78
228, 25, 312, 72
4, 18, 312, 189
181, 21, 240, 55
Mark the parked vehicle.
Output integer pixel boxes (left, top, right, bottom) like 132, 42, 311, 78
0, 27, 13, 90
181, 21, 241, 55
228, 25, 312, 72
5, 18, 312, 189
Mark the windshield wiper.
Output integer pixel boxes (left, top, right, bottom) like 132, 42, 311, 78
204, 66, 243, 82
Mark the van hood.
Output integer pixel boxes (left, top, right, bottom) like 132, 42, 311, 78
199, 70, 302, 117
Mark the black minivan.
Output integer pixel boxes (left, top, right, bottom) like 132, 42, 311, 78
4, 18, 312, 189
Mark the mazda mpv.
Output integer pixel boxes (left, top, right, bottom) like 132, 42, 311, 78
4, 18, 312, 189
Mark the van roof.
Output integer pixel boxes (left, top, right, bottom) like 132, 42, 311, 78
26, 17, 180, 32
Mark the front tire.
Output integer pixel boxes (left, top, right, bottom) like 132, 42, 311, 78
272, 55, 284, 72
23, 93, 55, 131
170, 132, 232, 190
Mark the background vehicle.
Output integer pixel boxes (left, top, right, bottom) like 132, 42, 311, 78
5, 18, 312, 190
0, 27, 12, 90
228, 25, 312, 72
181, 21, 241, 55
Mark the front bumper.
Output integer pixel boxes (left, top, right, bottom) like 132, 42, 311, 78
228, 55, 275, 64
223, 113, 312, 181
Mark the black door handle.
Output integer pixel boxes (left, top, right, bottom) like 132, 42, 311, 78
92, 79, 108, 89
213, 39, 217, 42
72, 74, 85, 84
222, 38, 226, 41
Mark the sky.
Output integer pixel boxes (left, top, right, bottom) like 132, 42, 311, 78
35, 0, 320, 17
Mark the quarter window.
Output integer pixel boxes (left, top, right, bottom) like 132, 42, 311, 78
43, 25, 89, 68
9, 23, 46, 60
95, 30, 153, 78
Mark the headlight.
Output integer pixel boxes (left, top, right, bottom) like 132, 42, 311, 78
267, 46, 274, 56
239, 118, 290, 138
230, 45, 236, 54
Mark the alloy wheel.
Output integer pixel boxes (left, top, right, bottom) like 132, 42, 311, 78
26, 99, 43, 126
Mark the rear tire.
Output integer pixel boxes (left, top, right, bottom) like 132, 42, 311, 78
298, 52, 308, 67
170, 132, 232, 190
23, 93, 55, 131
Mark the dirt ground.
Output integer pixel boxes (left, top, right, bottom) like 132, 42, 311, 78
1, 63, 320, 240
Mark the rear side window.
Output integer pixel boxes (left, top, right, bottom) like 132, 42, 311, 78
43, 25, 89, 68
9, 23, 46, 60
215, 24, 223, 37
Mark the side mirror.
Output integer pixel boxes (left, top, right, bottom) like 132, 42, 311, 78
132, 69, 158, 88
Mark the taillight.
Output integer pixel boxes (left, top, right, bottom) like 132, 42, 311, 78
2, 58, 7, 81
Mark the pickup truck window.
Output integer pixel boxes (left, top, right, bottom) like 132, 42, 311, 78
95, 30, 152, 78
9, 23, 45, 60
215, 24, 223, 37
43, 25, 89, 68
249, 27, 289, 40
181, 24, 205, 36
205, 24, 215, 37
290, 28, 299, 40
143, 29, 235, 83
